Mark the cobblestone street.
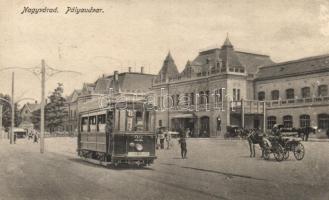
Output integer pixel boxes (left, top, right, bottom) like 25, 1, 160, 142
0, 137, 328, 200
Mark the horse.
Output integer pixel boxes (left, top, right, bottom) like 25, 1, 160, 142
247, 129, 265, 158
297, 127, 315, 141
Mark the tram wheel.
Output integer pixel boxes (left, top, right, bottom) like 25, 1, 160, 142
293, 143, 305, 160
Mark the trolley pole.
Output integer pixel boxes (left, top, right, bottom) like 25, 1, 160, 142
40, 60, 45, 153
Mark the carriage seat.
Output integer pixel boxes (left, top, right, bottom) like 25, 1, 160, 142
281, 136, 302, 142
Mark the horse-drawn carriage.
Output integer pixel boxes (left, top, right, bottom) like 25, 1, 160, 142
247, 126, 305, 162
262, 135, 305, 161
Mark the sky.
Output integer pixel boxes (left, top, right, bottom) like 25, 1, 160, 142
1, 0, 329, 106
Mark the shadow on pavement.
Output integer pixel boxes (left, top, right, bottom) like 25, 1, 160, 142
68, 157, 154, 171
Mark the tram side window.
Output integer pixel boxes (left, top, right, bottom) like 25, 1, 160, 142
145, 111, 150, 131
119, 110, 126, 131
97, 114, 106, 132
81, 117, 88, 132
89, 116, 97, 132
127, 110, 134, 131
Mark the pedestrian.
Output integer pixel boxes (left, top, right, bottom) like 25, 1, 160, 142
186, 128, 191, 138
14, 132, 17, 144
179, 131, 187, 159
165, 131, 171, 149
303, 127, 311, 142
33, 131, 38, 143
159, 128, 165, 149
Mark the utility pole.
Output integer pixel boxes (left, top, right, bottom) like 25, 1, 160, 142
10, 72, 14, 144
40, 60, 45, 153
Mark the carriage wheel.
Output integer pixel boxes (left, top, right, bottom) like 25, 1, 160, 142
293, 143, 305, 160
283, 149, 289, 160
273, 145, 284, 162
263, 149, 270, 160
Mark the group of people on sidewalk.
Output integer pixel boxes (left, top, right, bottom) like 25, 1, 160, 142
156, 127, 189, 159
26, 129, 39, 143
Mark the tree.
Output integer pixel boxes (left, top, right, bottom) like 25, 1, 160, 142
0, 93, 22, 130
46, 83, 67, 133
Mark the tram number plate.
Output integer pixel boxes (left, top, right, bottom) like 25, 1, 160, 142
128, 152, 150, 157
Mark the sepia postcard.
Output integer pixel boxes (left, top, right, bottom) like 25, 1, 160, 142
1, 0, 329, 199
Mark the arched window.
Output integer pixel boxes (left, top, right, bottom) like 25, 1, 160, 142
271, 90, 279, 100
190, 93, 194, 105
318, 114, 329, 129
301, 87, 311, 98
283, 115, 293, 128
267, 116, 276, 129
318, 85, 328, 97
300, 115, 310, 128
214, 89, 222, 103
258, 91, 265, 101
199, 91, 205, 104
286, 89, 294, 99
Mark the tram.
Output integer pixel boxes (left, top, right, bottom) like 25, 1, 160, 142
77, 99, 157, 167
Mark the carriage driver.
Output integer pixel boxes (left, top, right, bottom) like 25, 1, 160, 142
272, 124, 281, 136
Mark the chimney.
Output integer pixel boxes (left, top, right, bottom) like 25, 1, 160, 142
128, 67, 132, 73
114, 71, 119, 81
141, 66, 144, 74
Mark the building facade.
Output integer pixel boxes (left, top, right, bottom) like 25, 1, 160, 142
255, 55, 329, 137
19, 102, 40, 130
152, 36, 329, 138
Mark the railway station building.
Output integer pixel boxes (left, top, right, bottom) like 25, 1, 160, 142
152, 36, 329, 138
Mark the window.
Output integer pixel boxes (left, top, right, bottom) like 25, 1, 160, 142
233, 89, 236, 101
157, 96, 161, 107
300, 115, 310, 128
97, 114, 106, 124
159, 120, 162, 127
185, 93, 189, 105
205, 91, 210, 103
318, 114, 329, 129
283, 115, 293, 128
258, 91, 265, 101
318, 85, 328, 97
271, 90, 279, 100
237, 89, 240, 101
267, 116, 276, 129
301, 87, 311, 98
200, 91, 205, 104
171, 95, 175, 106
190, 93, 194, 105
214, 89, 222, 103
286, 88, 294, 99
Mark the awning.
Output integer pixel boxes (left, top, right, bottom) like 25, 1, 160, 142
171, 114, 195, 119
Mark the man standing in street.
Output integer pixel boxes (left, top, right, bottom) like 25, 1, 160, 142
159, 127, 165, 149
179, 129, 187, 159
13, 132, 17, 144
